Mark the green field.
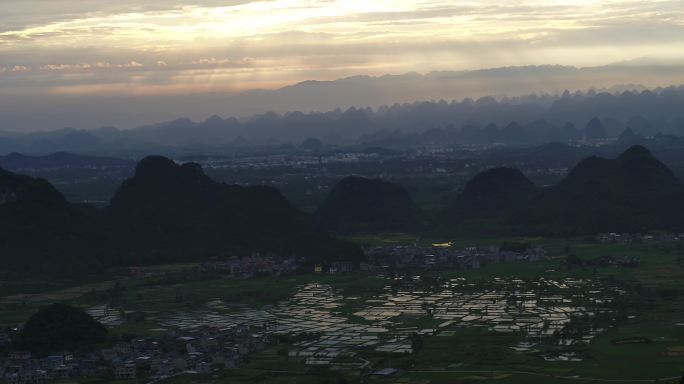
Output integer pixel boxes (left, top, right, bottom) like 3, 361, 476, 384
3, 236, 684, 383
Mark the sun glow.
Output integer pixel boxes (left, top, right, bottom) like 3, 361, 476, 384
0, 0, 683, 95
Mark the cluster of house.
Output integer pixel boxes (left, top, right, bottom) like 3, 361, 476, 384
133, 243, 546, 280
200, 152, 380, 170
1, 351, 93, 384
596, 232, 684, 244
0, 324, 267, 383
313, 261, 356, 275
360, 243, 546, 272
587, 255, 640, 268
196, 254, 358, 277
197, 253, 300, 278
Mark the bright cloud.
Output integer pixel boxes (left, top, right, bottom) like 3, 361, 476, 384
0, 0, 683, 95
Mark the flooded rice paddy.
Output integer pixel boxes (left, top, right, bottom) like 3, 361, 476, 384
90, 276, 625, 366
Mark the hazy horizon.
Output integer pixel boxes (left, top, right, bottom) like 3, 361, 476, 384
1, 62, 684, 133
2, 0, 684, 131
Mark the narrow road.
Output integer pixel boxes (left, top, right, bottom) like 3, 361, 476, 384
409, 369, 681, 383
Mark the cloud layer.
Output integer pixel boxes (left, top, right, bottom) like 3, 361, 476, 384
1, 1, 684, 94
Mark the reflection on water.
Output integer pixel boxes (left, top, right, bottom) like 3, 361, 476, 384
87, 304, 124, 326
151, 276, 622, 365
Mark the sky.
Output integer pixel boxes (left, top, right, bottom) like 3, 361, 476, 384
1, 0, 684, 129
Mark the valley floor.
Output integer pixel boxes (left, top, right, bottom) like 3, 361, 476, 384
3, 236, 684, 384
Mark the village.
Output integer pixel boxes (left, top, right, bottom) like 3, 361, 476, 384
360, 243, 546, 273
595, 231, 684, 244
175, 242, 547, 279
0, 323, 268, 383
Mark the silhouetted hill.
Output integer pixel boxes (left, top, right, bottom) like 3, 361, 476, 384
560, 145, 681, 195
523, 145, 684, 233
443, 167, 538, 223
108, 156, 362, 265
0, 167, 73, 229
317, 176, 423, 232
585, 117, 607, 140
617, 127, 644, 145
444, 145, 684, 234
0, 167, 103, 274
0, 157, 363, 275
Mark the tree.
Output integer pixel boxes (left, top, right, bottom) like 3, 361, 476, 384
567, 254, 583, 270
410, 333, 423, 353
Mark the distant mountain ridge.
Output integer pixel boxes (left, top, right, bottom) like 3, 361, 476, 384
2, 84, 684, 155
4, 61, 684, 131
